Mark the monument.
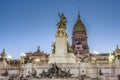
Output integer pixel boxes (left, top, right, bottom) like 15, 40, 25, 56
48, 13, 76, 63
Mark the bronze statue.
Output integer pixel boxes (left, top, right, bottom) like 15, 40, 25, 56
59, 13, 67, 24
57, 13, 67, 29
39, 63, 73, 78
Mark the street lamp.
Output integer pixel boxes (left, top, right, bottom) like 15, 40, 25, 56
20, 53, 26, 57
19, 53, 26, 76
93, 50, 99, 63
20, 53, 26, 64
7, 54, 12, 67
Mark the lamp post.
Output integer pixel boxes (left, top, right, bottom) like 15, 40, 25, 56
19, 53, 26, 75
93, 50, 99, 63
93, 50, 99, 78
20, 53, 26, 64
7, 55, 12, 67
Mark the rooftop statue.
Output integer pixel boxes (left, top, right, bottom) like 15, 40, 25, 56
57, 13, 67, 29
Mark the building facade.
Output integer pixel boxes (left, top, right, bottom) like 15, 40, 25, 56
24, 46, 49, 65
72, 13, 89, 60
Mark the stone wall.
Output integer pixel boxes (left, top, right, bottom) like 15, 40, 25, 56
22, 63, 99, 78
30, 78, 78, 80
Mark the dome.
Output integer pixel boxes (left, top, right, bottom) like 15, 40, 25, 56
73, 14, 86, 33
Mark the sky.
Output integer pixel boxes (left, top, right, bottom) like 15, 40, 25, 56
0, 0, 120, 59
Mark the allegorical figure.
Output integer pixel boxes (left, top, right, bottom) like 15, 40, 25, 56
57, 13, 67, 29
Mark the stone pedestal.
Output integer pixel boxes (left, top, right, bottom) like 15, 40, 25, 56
48, 53, 75, 63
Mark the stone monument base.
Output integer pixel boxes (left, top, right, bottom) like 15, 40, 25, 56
48, 53, 76, 63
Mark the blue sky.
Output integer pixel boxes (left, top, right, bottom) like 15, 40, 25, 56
0, 0, 120, 59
